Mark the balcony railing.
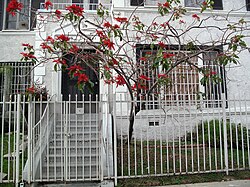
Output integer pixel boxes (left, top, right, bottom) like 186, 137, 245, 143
40, 0, 112, 11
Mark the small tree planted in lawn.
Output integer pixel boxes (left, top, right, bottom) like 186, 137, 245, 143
7, 0, 250, 141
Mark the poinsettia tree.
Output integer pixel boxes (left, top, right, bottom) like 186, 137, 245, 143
7, 0, 250, 141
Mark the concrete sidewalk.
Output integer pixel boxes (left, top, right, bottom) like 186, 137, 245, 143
155, 180, 250, 187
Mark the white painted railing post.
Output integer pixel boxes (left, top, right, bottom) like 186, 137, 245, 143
222, 93, 229, 175
27, 95, 32, 183
15, 94, 21, 187
0, 95, 5, 183
113, 94, 118, 186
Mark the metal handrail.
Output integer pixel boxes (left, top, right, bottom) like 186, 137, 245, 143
33, 94, 55, 129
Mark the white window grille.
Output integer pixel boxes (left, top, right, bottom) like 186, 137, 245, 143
138, 48, 226, 107
0, 62, 33, 101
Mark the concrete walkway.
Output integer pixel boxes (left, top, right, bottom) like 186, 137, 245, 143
155, 180, 250, 187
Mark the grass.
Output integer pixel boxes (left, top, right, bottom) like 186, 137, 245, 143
117, 139, 249, 176
0, 133, 27, 185
117, 170, 250, 187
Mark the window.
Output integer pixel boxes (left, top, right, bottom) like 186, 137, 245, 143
130, 0, 144, 6
185, 0, 223, 10
0, 62, 33, 101
137, 46, 226, 107
131, 0, 167, 6
0, 1, 3, 30
247, 0, 250, 11
50, 0, 100, 11
0, 0, 42, 30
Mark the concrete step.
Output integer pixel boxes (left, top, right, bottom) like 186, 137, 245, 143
49, 139, 99, 147
48, 147, 99, 155
44, 156, 99, 165
55, 125, 98, 132
41, 165, 99, 180
50, 133, 99, 140
56, 114, 99, 121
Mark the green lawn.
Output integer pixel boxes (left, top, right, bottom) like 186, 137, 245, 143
117, 139, 250, 176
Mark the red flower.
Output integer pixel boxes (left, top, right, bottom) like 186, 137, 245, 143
44, 0, 53, 10
53, 59, 67, 65
55, 9, 62, 18
115, 17, 128, 23
26, 86, 36, 94
179, 20, 185, 24
22, 43, 33, 48
67, 65, 83, 77
96, 30, 105, 38
158, 41, 166, 48
111, 58, 118, 65
20, 52, 36, 59
40, 43, 53, 52
6, 0, 23, 16
103, 22, 112, 28
163, 53, 175, 59
163, 2, 170, 8
102, 39, 115, 50
139, 57, 147, 61
56, 34, 70, 42
202, 1, 208, 6
137, 83, 147, 90
131, 83, 147, 90
139, 75, 150, 81
113, 24, 120, 29
192, 14, 200, 21
46, 36, 55, 43
210, 71, 217, 75
77, 73, 89, 84
158, 74, 168, 79
115, 75, 126, 87
66, 4, 84, 17
69, 44, 79, 54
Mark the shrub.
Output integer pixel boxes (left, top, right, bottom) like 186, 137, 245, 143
186, 119, 248, 149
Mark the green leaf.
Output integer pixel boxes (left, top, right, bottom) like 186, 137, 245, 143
54, 64, 58, 72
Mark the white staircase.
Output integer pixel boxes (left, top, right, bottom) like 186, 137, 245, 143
41, 113, 101, 181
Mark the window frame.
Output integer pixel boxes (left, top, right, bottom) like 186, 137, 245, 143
0, 0, 42, 31
184, 0, 223, 10
136, 44, 227, 108
0, 61, 33, 101
247, 0, 250, 11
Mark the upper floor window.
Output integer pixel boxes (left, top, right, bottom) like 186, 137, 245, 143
247, 0, 250, 11
48, 0, 107, 11
130, 0, 223, 10
0, 0, 42, 31
185, 0, 223, 10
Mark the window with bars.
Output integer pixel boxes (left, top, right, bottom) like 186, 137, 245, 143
0, 62, 33, 101
184, 0, 223, 10
137, 48, 226, 108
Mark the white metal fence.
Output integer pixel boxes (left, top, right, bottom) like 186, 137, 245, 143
0, 94, 114, 185
114, 94, 250, 180
0, 94, 250, 185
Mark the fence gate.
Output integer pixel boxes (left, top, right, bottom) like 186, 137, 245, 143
30, 96, 102, 182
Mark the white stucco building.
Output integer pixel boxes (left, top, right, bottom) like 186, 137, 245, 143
0, 0, 250, 185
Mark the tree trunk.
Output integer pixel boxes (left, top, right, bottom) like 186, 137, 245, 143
128, 105, 140, 143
